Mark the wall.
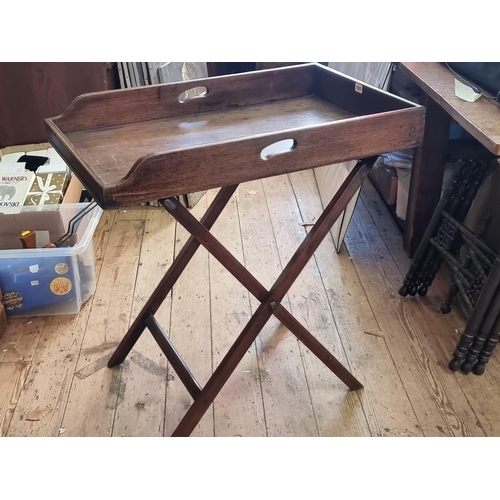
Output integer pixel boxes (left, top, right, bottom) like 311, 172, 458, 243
0, 63, 115, 148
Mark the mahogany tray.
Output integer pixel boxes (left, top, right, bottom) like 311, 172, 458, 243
46, 63, 425, 208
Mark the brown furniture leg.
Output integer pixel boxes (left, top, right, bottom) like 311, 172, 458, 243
160, 195, 363, 392
449, 258, 500, 371
474, 310, 500, 375
404, 93, 451, 257
109, 159, 373, 436
167, 160, 371, 436
108, 184, 238, 367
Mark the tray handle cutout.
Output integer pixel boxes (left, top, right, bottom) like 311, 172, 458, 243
178, 86, 209, 103
260, 139, 297, 160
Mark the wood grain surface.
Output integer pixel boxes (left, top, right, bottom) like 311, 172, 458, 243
401, 62, 500, 155
66, 97, 353, 186
46, 63, 424, 208
3, 174, 500, 436
0, 62, 114, 147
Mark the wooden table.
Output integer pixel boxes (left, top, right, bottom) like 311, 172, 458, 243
47, 64, 424, 436
400, 62, 500, 256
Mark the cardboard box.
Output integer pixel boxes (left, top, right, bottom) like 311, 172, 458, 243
395, 162, 455, 221
0, 168, 36, 214
24, 172, 70, 207
396, 168, 411, 220
369, 165, 398, 206
1, 143, 51, 155
0, 143, 84, 243
0, 174, 83, 248
33, 147, 70, 174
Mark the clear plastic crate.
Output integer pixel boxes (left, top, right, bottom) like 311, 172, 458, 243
0, 203, 102, 317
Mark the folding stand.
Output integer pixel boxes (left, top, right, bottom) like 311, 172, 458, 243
108, 159, 374, 436
46, 63, 424, 435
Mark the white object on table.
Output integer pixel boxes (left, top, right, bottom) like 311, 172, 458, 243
455, 78, 482, 102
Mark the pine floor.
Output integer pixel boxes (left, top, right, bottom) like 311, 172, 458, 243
1, 169, 500, 437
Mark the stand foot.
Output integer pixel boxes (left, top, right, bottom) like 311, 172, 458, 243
473, 362, 486, 375
440, 303, 452, 314
461, 360, 475, 374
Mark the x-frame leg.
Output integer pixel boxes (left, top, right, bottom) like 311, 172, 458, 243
109, 158, 374, 436
108, 184, 238, 368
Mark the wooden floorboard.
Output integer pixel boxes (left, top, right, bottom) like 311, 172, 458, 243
360, 180, 496, 436
237, 179, 318, 437
262, 174, 371, 436
59, 209, 146, 437
207, 189, 267, 437
6, 211, 115, 437
0, 315, 44, 435
348, 183, 484, 436
112, 208, 175, 437
0, 361, 30, 436
204, 190, 266, 437
163, 196, 214, 437
1, 173, 499, 436
290, 171, 423, 437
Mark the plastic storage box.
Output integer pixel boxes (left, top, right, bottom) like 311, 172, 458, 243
0, 203, 102, 317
